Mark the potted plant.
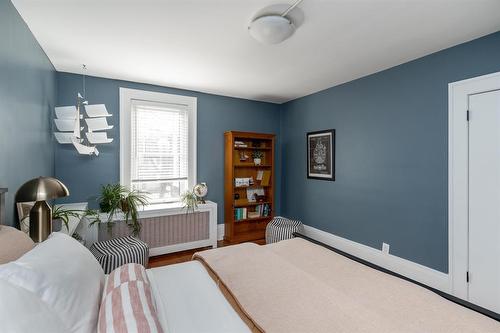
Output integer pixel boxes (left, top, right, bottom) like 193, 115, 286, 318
52, 205, 83, 232
21, 205, 82, 234
86, 184, 149, 236
181, 190, 198, 213
252, 150, 264, 165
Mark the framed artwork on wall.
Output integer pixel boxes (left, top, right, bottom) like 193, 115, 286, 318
307, 129, 335, 181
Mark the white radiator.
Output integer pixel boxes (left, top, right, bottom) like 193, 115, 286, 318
96, 201, 217, 256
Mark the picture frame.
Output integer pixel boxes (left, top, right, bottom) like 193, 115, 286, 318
307, 129, 335, 181
17, 201, 34, 234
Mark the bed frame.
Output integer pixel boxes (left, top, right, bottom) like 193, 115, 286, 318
293, 232, 500, 322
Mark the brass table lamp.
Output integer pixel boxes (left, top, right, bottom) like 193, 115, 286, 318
15, 177, 69, 242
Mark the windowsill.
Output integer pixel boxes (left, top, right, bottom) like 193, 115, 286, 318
143, 202, 184, 211
97, 200, 216, 222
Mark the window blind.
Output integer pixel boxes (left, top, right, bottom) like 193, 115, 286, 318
130, 100, 189, 203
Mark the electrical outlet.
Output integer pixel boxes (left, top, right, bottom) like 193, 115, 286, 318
382, 242, 390, 254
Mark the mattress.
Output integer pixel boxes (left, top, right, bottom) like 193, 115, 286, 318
147, 260, 250, 333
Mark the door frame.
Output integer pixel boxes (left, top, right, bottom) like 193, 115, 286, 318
448, 71, 500, 300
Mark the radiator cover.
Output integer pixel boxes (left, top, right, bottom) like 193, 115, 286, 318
96, 201, 217, 256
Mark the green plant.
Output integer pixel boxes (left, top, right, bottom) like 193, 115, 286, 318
19, 205, 83, 233
52, 206, 83, 232
89, 184, 149, 236
84, 208, 103, 228
99, 184, 126, 214
181, 190, 198, 213
252, 150, 264, 159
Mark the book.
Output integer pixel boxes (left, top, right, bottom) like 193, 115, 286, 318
260, 170, 271, 186
234, 141, 247, 148
248, 211, 260, 219
234, 207, 249, 221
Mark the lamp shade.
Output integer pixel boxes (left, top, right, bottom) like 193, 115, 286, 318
248, 15, 295, 45
15, 177, 69, 202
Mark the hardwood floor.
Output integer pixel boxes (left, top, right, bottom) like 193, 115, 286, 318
148, 238, 265, 268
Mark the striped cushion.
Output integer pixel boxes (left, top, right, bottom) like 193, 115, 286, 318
98, 280, 163, 333
105, 263, 150, 296
90, 236, 149, 274
265, 217, 304, 244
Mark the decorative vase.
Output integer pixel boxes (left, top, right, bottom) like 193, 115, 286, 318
253, 158, 262, 166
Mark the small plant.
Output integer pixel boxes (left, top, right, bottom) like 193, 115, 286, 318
52, 206, 83, 232
252, 150, 264, 159
86, 183, 149, 236
21, 205, 82, 233
181, 190, 198, 213
252, 150, 264, 165
84, 208, 103, 228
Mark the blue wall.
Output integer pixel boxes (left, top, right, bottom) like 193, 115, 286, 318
0, 0, 56, 226
55, 73, 281, 224
280, 31, 500, 273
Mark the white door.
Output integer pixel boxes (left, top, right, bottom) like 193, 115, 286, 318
468, 89, 500, 313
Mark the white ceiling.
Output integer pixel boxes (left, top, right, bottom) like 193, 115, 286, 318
12, 0, 500, 104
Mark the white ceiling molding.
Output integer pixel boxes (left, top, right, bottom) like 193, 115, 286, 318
11, 0, 500, 104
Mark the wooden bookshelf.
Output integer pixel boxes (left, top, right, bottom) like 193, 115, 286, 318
224, 131, 275, 243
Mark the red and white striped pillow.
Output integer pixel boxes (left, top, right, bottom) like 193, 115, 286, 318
98, 264, 163, 333
105, 263, 150, 296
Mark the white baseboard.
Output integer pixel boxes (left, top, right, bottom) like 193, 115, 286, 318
217, 224, 225, 241
302, 225, 451, 293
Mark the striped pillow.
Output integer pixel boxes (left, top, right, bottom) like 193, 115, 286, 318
105, 263, 150, 296
98, 280, 163, 333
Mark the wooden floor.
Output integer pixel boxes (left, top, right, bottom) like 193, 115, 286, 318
149, 238, 265, 268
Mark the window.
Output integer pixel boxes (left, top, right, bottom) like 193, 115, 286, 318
120, 88, 196, 204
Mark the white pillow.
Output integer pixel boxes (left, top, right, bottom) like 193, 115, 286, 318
0, 232, 105, 333
0, 279, 69, 333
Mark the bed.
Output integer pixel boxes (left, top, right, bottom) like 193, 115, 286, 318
1, 230, 500, 333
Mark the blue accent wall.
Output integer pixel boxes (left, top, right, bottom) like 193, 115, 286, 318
55, 73, 281, 224
0, 0, 56, 226
280, 31, 500, 273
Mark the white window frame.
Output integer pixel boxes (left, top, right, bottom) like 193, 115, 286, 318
119, 87, 197, 204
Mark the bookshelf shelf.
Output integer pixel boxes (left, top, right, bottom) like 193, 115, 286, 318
234, 185, 271, 189
224, 131, 275, 243
234, 164, 272, 168
234, 201, 272, 208
234, 146, 272, 150
234, 216, 271, 223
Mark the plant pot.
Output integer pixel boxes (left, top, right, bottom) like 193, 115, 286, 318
120, 199, 130, 214
52, 218, 63, 232
253, 158, 262, 166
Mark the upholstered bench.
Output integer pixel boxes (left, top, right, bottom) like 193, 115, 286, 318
265, 217, 304, 244
90, 236, 149, 273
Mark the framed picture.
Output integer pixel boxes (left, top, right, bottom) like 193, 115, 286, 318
307, 129, 335, 181
17, 201, 34, 234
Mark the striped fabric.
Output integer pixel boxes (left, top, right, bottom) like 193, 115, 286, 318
265, 217, 304, 244
105, 264, 150, 296
98, 280, 163, 333
90, 237, 149, 274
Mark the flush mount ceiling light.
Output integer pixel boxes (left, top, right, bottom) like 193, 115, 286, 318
249, 0, 304, 45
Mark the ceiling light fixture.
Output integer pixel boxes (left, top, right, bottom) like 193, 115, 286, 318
248, 0, 304, 45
